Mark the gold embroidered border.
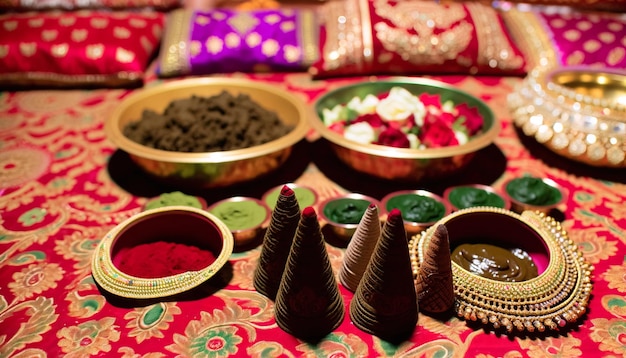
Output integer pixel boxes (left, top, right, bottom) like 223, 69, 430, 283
465, 3, 525, 72
297, 9, 320, 67
501, 8, 557, 71
358, 0, 373, 63
158, 8, 193, 77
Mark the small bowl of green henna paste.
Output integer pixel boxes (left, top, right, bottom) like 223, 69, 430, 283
381, 190, 451, 236
502, 175, 567, 214
208, 196, 271, 248
444, 184, 510, 211
318, 193, 381, 241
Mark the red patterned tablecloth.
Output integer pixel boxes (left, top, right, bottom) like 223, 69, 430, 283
1, 72, 625, 357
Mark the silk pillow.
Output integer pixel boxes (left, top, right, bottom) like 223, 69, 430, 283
0, 0, 181, 10
504, 8, 626, 70
310, 0, 527, 79
0, 11, 165, 88
157, 7, 319, 77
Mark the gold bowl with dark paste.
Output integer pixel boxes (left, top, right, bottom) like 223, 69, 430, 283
106, 77, 309, 188
410, 207, 592, 333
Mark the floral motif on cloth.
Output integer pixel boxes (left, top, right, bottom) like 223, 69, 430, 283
503, 8, 626, 70
310, 0, 527, 78
157, 8, 319, 77
0, 11, 164, 88
0, 0, 181, 10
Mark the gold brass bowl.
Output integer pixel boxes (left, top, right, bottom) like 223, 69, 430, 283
105, 77, 309, 188
318, 193, 381, 241
312, 78, 499, 182
443, 184, 510, 211
207, 196, 271, 248
381, 189, 451, 236
410, 207, 593, 333
502, 177, 568, 215
508, 66, 626, 167
91, 206, 234, 299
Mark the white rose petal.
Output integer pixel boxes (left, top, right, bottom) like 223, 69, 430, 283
455, 130, 469, 145
407, 133, 420, 149
344, 122, 376, 144
322, 104, 345, 126
347, 94, 379, 114
376, 86, 425, 124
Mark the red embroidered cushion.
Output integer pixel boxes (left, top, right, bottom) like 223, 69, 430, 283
310, 0, 527, 79
0, 11, 164, 88
504, 8, 626, 70
0, 0, 181, 10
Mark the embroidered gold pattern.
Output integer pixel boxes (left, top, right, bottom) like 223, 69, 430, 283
60, 16, 76, 27
207, 36, 224, 54
607, 47, 625, 66
502, 8, 556, 69
564, 29, 581, 42
116, 48, 135, 64
42, 29, 59, 42
583, 39, 601, 53
228, 12, 258, 35
129, 18, 147, 28
28, 18, 44, 28
86, 44, 104, 60
195, 14, 210, 26
90, 18, 108, 29
225, 32, 241, 49
4, 20, 17, 31
52, 43, 69, 58
140, 36, 152, 53
373, 0, 471, 66
19, 42, 36, 57
246, 32, 262, 48
264, 14, 281, 26
318, 0, 366, 72
190, 40, 202, 57
72, 29, 88, 42
297, 9, 319, 66
284, 44, 300, 63
261, 38, 279, 57
114, 26, 131, 39
599, 32, 615, 43
280, 21, 295, 33
212, 12, 227, 21
0, 45, 8, 58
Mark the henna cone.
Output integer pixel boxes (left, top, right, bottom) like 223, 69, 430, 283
350, 208, 418, 341
253, 185, 301, 300
274, 207, 345, 341
339, 203, 381, 292
415, 224, 455, 313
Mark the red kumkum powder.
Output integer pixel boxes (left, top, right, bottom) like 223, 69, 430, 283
115, 241, 217, 278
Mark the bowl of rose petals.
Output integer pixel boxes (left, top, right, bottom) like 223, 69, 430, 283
311, 78, 499, 182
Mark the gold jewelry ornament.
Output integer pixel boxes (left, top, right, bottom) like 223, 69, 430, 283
410, 207, 593, 333
508, 66, 626, 167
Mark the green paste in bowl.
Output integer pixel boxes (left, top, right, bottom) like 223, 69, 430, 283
323, 197, 371, 225
505, 176, 562, 206
209, 198, 269, 231
448, 186, 506, 210
385, 193, 446, 223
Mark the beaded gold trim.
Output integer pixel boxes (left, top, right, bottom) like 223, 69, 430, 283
409, 207, 593, 333
508, 66, 626, 167
158, 9, 193, 77
91, 206, 234, 299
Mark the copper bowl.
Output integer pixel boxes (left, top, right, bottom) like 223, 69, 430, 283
502, 177, 567, 214
381, 189, 451, 236
91, 206, 234, 299
311, 78, 499, 182
105, 78, 309, 188
318, 193, 381, 241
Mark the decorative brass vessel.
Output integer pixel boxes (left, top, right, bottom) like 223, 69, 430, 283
106, 77, 309, 188
312, 78, 499, 182
410, 207, 593, 333
508, 66, 626, 167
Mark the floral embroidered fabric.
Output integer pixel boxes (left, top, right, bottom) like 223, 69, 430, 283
0, 0, 181, 10
310, 0, 527, 79
0, 11, 164, 88
157, 8, 319, 77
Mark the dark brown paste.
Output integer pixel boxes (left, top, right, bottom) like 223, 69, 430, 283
451, 243, 538, 282
123, 91, 293, 152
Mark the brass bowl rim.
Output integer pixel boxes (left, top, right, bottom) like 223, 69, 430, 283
91, 205, 234, 299
317, 192, 381, 229
311, 77, 500, 159
105, 77, 309, 164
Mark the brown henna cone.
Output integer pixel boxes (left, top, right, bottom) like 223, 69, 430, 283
350, 208, 418, 342
415, 224, 455, 314
339, 203, 381, 292
274, 207, 345, 341
253, 185, 301, 300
